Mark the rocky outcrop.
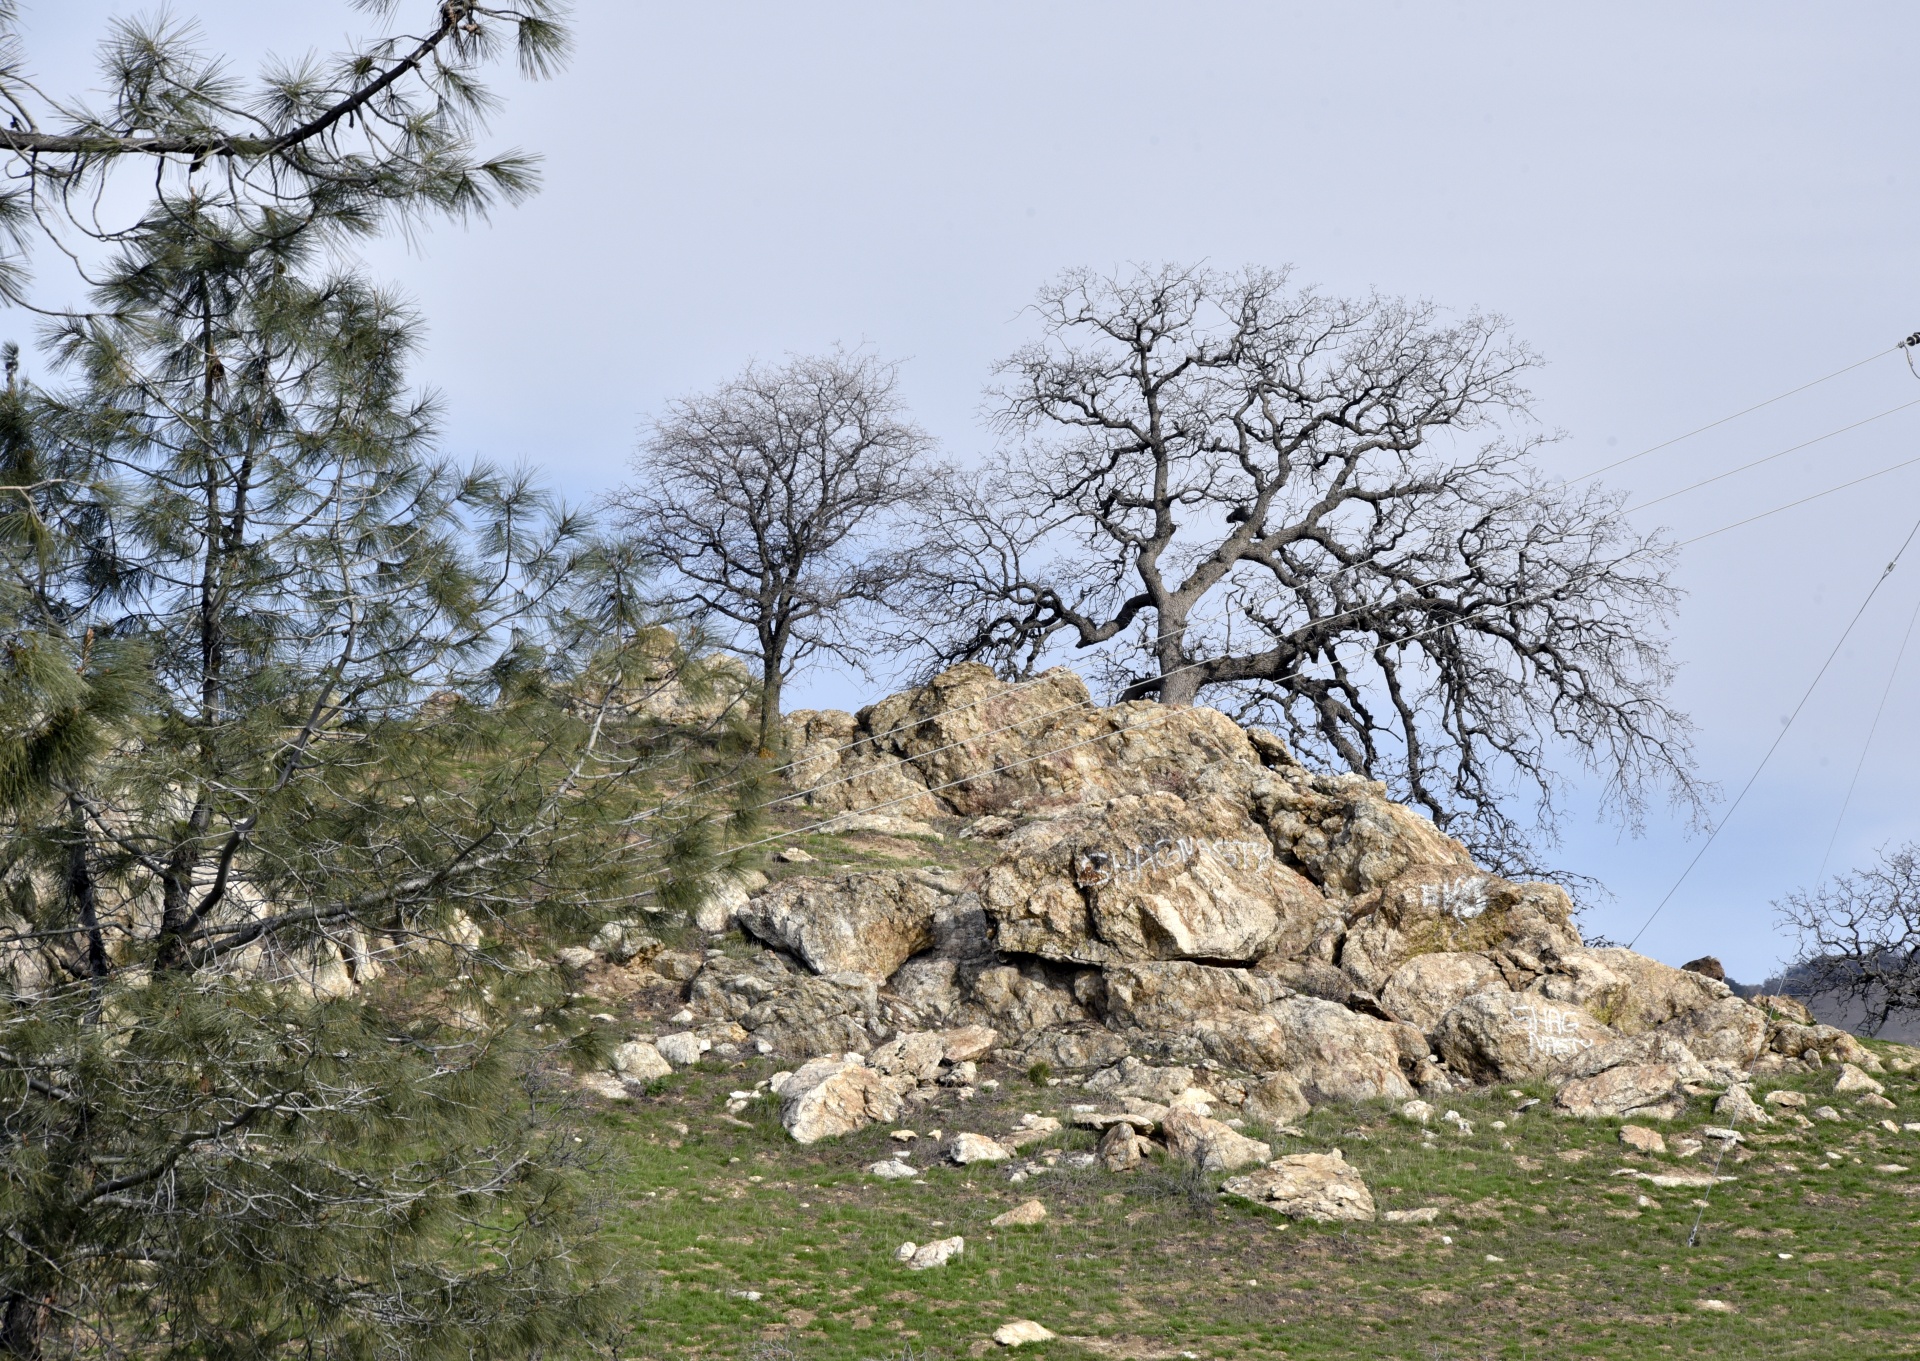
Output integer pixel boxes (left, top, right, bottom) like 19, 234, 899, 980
641, 663, 1890, 1131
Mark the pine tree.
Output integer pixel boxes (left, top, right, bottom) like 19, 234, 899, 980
0, 7, 755, 1356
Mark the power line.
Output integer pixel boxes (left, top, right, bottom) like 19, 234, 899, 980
1626, 511, 1920, 949
1568, 346, 1896, 484
1814, 584, 1920, 884
1623, 398, 1920, 514
1673, 450, 1920, 547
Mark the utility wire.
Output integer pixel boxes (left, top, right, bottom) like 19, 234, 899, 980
1674, 451, 1920, 547
1623, 398, 1920, 514
1626, 512, 1920, 949
1568, 347, 1896, 484
1814, 584, 1920, 884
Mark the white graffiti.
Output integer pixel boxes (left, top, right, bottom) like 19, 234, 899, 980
1510, 1004, 1594, 1059
1074, 835, 1272, 888
1421, 876, 1489, 920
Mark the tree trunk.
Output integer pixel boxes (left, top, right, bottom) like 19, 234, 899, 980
757, 659, 783, 757
0, 1291, 47, 1360
1153, 604, 1197, 706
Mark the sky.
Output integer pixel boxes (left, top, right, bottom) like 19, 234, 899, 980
20, 2, 1920, 980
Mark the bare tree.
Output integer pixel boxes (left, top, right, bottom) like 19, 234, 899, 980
904, 264, 1703, 872
1777, 844, 1920, 1035
615, 351, 939, 750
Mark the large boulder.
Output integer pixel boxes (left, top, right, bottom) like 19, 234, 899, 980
1102, 962, 1418, 1100
1654, 996, 1770, 1067
779, 1054, 905, 1143
1432, 990, 1613, 1082
1222, 1151, 1376, 1222
1581, 948, 1731, 1033
1161, 1107, 1272, 1172
736, 870, 951, 982
1339, 872, 1581, 994
1551, 1034, 1710, 1120
1250, 769, 1475, 898
1380, 951, 1510, 1031
980, 792, 1325, 966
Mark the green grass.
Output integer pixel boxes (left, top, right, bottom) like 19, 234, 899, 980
585, 1041, 1920, 1360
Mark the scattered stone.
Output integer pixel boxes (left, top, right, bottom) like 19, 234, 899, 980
1382, 1207, 1441, 1224
1672, 1137, 1704, 1158
1857, 1093, 1898, 1111
727, 1289, 763, 1301
993, 1320, 1057, 1347
942, 1024, 1001, 1063
1764, 1089, 1808, 1109
946, 1132, 1014, 1164
773, 846, 815, 863
1695, 1299, 1735, 1314
1835, 1063, 1886, 1096
1400, 1099, 1435, 1126
1875, 1163, 1910, 1174
891, 1129, 918, 1142
588, 918, 658, 964
1222, 1151, 1376, 1222
904, 1236, 965, 1270
575, 1072, 630, 1101
1811, 1105, 1843, 1123
1619, 1125, 1667, 1155
1161, 1107, 1272, 1173
819, 812, 944, 839
1713, 1084, 1773, 1127
611, 1040, 672, 1082
1700, 1127, 1744, 1143
991, 1199, 1048, 1227
779, 1054, 904, 1144
1098, 1121, 1152, 1171
867, 1159, 920, 1180
553, 946, 598, 971
655, 1032, 710, 1067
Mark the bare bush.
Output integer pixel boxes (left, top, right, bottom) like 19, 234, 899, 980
1777, 844, 1920, 1035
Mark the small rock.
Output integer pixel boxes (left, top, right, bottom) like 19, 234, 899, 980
1672, 1137, 1704, 1158
655, 1032, 710, 1067
669, 1008, 695, 1025
993, 1320, 1057, 1347
1382, 1207, 1441, 1224
1811, 1105, 1843, 1122
575, 1072, 630, 1101
1876, 1163, 1910, 1173
553, 946, 597, 971
1834, 1063, 1885, 1096
893, 1241, 917, 1262
991, 1199, 1048, 1227
867, 1160, 920, 1180
1882, 1119, 1902, 1134
1399, 1099, 1435, 1126
773, 846, 815, 863
1700, 1127, 1744, 1143
727, 1289, 763, 1302
1763, 1089, 1808, 1109
1695, 1299, 1735, 1314
1619, 1125, 1667, 1155
1856, 1092, 1898, 1110
946, 1132, 1013, 1164
906, 1236, 965, 1270
891, 1129, 918, 1142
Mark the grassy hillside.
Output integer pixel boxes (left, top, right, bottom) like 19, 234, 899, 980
583, 1033, 1920, 1359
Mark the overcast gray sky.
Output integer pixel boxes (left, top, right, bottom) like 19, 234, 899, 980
24, 3, 1920, 980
